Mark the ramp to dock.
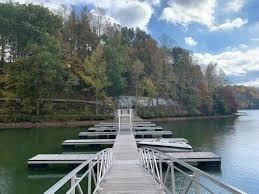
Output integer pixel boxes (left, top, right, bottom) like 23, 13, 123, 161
98, 132, 164, 194
98, 109, 164, 193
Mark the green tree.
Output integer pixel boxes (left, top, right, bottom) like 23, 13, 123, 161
103, 37, 129, 96
1, 36, 64, 115
139, 77, 157, 98
80, 44, 109, 100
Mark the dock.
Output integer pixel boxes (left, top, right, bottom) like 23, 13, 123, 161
29, 109, 244, 194
95, 121, 154, 127
28, 151, 220, 167
78, 131, 117, 139
28, 154, 95, 166
78, 130, 172, 139
88, 126, 163, 132
61, 138, 188, 147
98, 132, 164, 193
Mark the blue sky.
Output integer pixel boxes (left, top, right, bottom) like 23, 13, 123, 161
2, 0, 259, 87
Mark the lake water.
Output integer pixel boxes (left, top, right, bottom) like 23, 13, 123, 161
0, 110, 258, 193
158, 110, 259, 194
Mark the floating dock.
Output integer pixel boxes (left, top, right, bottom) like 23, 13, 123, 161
61, 138, 188, 147
28, 151, 220, 167
78, 130, 173, 139
28, 109, 245, 194
88, 126, 163, 132
95, 122, 156, 127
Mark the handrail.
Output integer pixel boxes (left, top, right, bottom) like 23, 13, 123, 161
118, 108, 133, 133
44, 148, 113, 194
138, 147, 246, 194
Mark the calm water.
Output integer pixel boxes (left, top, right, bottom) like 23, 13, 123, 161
0, 110, 258, 193
158, 110, 259, 194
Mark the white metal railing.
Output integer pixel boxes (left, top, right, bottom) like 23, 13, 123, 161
44, 148, 113, 194
118, 109, 133, 133
138, 147, 246, 194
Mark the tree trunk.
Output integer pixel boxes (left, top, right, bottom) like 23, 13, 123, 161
36, 99, 40, 115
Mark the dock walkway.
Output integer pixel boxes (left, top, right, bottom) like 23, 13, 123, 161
98, 132, 164, 194
97, 110, 164, 193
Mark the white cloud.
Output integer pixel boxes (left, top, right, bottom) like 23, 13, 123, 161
238, 78, 259, 87
0, 0, 157, 30
185, 36, 197, 46
145, 0, 161, 6
210, 17, 248, 31
251, 38, 259, 42
160, 0, 247, 31
249, 22, 259, 35
160, 0, 216, 27
238, 44, 248, 49
194, 47, 259, 76
226, 0, 245, 12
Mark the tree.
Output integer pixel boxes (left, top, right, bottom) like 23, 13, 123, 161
80, 44, 109, 100
1, 35, 64, 115
139, 77, 157, 98
103, 37, 129, 96
127, 58, 144, 96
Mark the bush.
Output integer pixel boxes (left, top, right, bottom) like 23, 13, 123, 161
0, 113, 113, 123
136, 106, 190, 118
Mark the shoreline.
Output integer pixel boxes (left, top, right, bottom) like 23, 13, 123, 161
0, 114, 238, 129
0, 119, 113, 129
144, 114, 238, 122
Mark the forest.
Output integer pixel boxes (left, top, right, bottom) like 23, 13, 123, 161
0, 3, 253, 122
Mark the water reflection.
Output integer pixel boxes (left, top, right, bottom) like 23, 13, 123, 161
0, 110, 258, 193
158, 110, 259, 194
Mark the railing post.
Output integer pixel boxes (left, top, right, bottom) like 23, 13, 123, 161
129, 109, 132, 133
118, 109, 121, 133
88, 161, 92, 194
71, 175, 76, 194
159, 153, 163, 185
170, 161, 176, 194
194, 172, 200, 194
97, 155, 100, 185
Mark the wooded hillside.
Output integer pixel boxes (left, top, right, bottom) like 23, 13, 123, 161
0, 3, 241, 121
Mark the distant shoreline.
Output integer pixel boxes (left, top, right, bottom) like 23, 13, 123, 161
144, 114, 238, 122
0, 114, 239, 129
0, 120, 112, 129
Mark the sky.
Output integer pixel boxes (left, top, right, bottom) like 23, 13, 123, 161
2, 0, 259, 87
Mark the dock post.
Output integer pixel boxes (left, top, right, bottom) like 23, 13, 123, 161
118, 109, 121, 133
194, 172, 200, 194
88, 161, 92, 194
71, 175, 76, 194
171, 161, 176, 194
129, 109, 132, 133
